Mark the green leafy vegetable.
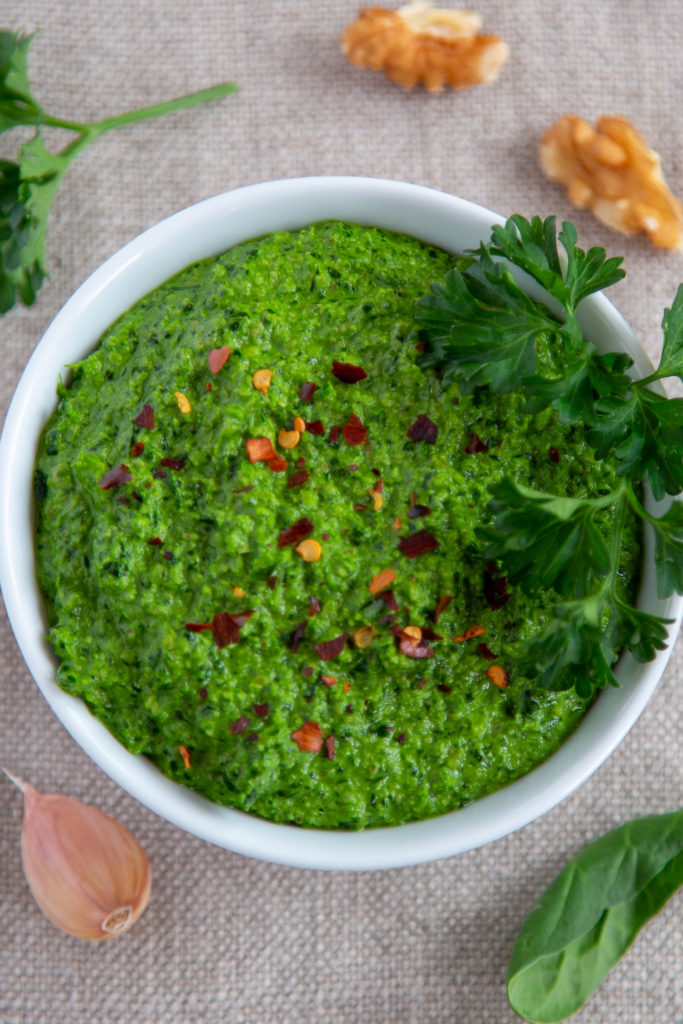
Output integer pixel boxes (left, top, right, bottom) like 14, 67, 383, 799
417, 214, 683, 695
0, 29, 236, 313
507, 809, 683, 1022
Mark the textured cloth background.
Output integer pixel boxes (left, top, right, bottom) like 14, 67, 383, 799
1, 3, 682, 1022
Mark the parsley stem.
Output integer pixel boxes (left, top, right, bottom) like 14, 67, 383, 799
83, 82, 237, 139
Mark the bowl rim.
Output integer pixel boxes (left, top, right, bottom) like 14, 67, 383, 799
1, 175, 681, 871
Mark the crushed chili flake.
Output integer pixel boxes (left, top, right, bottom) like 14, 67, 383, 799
433, 594, 453, 624
186, 621, 213, 633
328, 425, 341, 443
437, 683, 452, 694
295, 456, 306, 469
345, 703, 353, 713
300, 381, 318, 403
289, 620, 308, 652
306, 420, 325, 435
399, 638, 434, 659
379, 589, 399, 611
206, 382, 212, 391
98, 464, 132, 489
208, 345, 231, 375
398, 530, 439, 558
233, 484, 255, 494
159, 457, 186, 471
343, 413, 368, 446
416, 677, 426, 689
321, 674, 337, 687
178, 745, 191, 769
353, 503, 367, 512
478, 642, 497, 661
230, 716, 250, 735
549, 447, 560, 464
153, 468, 167, 479
309, 595, 321, 616
246, 436, 276, 463
266, 576, 278, 591
302, 665, 314, 677
253, 702, 270, 717
407, 414, 438, 443
484, 562, 510, 610
163, 551, 174, 561
117, 496, 130, 505
278, 517, 314, 548
321, 533, 330, 542
331, 361, 367, 383
314, 633, 350, 661
487, 664, 509, 688
133, 404, 154, 429
464, 432, 489, 454
396, 733, 407, 744
453, 624, 486, 642
421, 627, 443, 642
130, 442, 145, 457
287, 469, 310, 488
407, 504, 431, 519
325, 735, 336, 760
147, 537, 163, 546
199, 686, 208, 700
247, 732, 259, 743
290, 720, 323, 753
267, 454, 288, 473
348, 463, 359, 472
392, 517, 402, 530
209, 610, 255, 648
369, 568, 397, 595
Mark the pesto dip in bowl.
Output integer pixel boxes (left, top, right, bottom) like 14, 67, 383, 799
2, 178, 681, 869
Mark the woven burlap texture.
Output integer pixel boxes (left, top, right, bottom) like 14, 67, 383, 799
1, 3, 682, 1022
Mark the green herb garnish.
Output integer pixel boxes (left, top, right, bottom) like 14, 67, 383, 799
507, 808, 683, 1022
0, 30, 236, 313
417, 214, 683, 695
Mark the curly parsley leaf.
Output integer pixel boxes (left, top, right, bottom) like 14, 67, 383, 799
0, 29, 236, 313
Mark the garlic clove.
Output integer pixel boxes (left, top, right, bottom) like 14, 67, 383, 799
5, 770, 152, 940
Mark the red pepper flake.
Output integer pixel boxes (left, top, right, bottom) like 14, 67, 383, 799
321, 674, 337, 687
354, 503, 367, 512
433, 594, 453, 624
117, 496, 130, 505
325, 735, 336, 760
208, 345, 231, 375
416, 677, 426, 689
399, 638, 434, 659
230, 716, 250, 735
290, 720, 322, 753
199, 686, 208, 700
464, 432, 489, 454
478, 642, 497, 661
407, 414, 438, 443
178, 745, 191, 769
421, 627, 443, 642
395, 732, 406, 744
453, 624, 486, 642
247, 732, 259, 743
331, 361, 367, 383
300, 381, 318, 403
345, 703, 353, 713
321, 533, 330, 542
253, 702, 270, 717
153, 468, 167, 479
233, 484, 255, 494
348, 463, 359, 472
133, 404, 154, 429
267, 454, 288, 473
186, 621, 214, 633
246, 437, 276, 463
147, 537, 163, 546
159, 457, 186, 471
379, 590, 399, 611
549, 447, 560, 464
132, 492, 143, 503
484, 562, 510, 610
289, 620, 308, 652
130, 442, 145, 458
302, 666, 314, 678
306, 420, 325, 435
314, 633, 350, 661
206, 382, 212, 391
398, 530, 439, 558
287, 469, 310, 488
328, 425, 341, 443
189, 609, 254, 648
266, 576, 278, 590
98, 464, 132, 489
408, 504, 431, 519
437, 683, 452, 693
309, 596, 321, 616
278, 517, 314, 548
342, 413, 368, 446
163, 551, 174, 561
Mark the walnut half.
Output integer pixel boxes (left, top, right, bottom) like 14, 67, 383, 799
540, 115, 683, 250
341, 3, 509, 93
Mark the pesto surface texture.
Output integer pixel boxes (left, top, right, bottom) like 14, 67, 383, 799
35, 222, 640, 829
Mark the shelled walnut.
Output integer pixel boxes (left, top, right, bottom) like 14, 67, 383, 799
341, 2, 509, 93
540, 115, 683, 250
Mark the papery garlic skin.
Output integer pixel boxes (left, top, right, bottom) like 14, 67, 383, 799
8, 774, 151, 940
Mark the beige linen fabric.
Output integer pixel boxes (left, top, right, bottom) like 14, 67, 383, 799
1, 3, 682, 1021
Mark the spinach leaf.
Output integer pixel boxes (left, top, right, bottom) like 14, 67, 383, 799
507, 809, 683, 1022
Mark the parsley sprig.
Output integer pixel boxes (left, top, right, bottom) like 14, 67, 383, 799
0, 30, 236, 313
417, 214, 683, 696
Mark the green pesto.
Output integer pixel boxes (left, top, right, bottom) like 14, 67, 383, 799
34, 222, 640, 829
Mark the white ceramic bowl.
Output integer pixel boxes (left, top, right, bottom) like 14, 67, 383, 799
1, 177, 681, 870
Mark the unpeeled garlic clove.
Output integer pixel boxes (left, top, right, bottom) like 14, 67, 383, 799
5, 770, 152, 940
